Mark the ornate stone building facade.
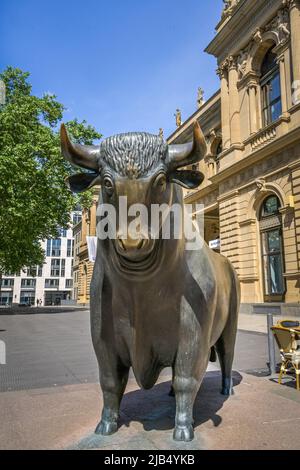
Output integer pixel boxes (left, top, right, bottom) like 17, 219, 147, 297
73, 188, 99, 305
168, 0, 300, 313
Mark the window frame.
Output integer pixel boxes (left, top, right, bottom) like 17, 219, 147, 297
260, 48, 282, 127
259, 196, 286, 302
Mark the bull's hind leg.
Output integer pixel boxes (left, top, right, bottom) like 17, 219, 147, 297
216, 286, 239, 396
95, 360, 129, 436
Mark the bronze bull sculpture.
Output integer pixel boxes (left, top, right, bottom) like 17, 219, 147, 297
61, 122, 240, 442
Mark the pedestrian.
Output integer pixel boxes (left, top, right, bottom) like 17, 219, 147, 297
36, 299, 39, 307
39, 299, 43, 307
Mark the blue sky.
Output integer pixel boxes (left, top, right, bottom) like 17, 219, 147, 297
1, 0, 223, 140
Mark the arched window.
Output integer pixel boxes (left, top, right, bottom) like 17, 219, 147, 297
260, 46, 282, 127
259, 195, 285, 301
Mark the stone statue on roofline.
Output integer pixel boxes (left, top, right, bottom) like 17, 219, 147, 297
174, 109, 182, 127
197, 87, 205, 109
222, 0, 240, 18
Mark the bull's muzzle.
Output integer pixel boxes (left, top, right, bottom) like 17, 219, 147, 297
115, 235, 154, 261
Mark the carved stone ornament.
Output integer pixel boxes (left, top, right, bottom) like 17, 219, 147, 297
216, 59, 229, 78
265, 8, 290, 45
253, 27, 263, 44
237, 45, 251, 79
255, 178, 267, 192
228, 55, 237, 70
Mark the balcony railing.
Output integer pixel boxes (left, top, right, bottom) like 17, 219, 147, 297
248, 121, 277, 151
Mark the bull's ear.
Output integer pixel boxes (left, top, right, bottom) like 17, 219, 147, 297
66, 173, 100, 193
169, 170, 204, 190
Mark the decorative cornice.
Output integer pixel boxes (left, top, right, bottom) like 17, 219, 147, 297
206, 0, 285, 63
217, 189, 239, 203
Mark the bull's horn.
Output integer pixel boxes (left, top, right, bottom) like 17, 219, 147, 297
60, 123, 100, 171
168, 121, 207, 170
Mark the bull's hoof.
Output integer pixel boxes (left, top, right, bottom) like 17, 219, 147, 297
221, 386, 234, 396
173, 425, 194, 442
168, 386, 175, 397
95, 420, 118, 436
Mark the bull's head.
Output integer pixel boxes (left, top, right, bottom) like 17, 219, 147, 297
61, 122, 206, 264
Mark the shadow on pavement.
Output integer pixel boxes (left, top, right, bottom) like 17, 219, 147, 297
119, 370, 243, 432
73, 371, 242, 450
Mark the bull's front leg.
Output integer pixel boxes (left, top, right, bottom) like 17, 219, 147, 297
95, 356, 129, 436
91, 272, 129, 436
173, 299, 209, 442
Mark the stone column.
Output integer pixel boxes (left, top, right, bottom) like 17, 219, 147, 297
289, 0, 300, 89
228, 56, 241, 145
248, 83, 258, 134
217, 62, 230, 150
277, 53, 289, 117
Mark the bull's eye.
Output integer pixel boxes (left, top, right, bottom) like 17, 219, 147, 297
103, 177, 114, 196
154, 173, 167, 193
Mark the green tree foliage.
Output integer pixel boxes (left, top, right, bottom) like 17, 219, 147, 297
0, 66, 101, 274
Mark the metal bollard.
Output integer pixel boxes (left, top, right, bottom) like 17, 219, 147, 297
267, 313, 276, 376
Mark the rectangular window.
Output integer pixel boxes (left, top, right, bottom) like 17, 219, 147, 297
20, 291, 35, 305
67, 239, 72, 257
0, 291, 13, 306
261, 71, 282, 127
46, 239, 51, 257
45, 279, 59, 288
21, 279, 36, 288
61, 259, 65, 277
65, 279, 73, 288
51, 239, 61, 257
1, 278, 14, 287
27, 266, 37, 277
73, 213, 82, 225
46, 239, 61, 257
261, 229, 285, 297
59, 228, 67, 238
51, 259, 60, 277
